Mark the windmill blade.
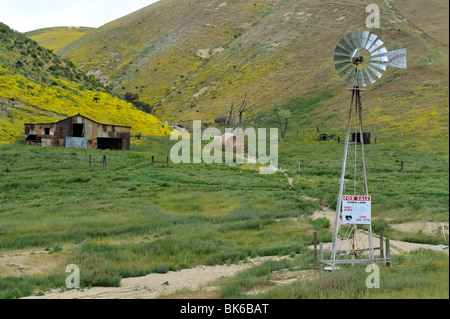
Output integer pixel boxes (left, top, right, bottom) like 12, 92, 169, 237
345, 68, 356, 83
353, 31, 362, 48
370, 62, 387, 71
369, 39, 385, 53
365, 33, 378, 50
345, 33, 358, 49
335, 46, 352, 57
365, 69, 376, 84
383, 48, 408, 69
361, 69, 367, 87
371, 55, 389, 62
338, 39, 354, 53
353, 69, 360, 87
351, 48, 360, 59
339, 65, 354, 78
334, 55, 351, 62
371, 47, 388, 57
361, 31, 370, 48
335, 61, 351, 71
368, 65, 383, 79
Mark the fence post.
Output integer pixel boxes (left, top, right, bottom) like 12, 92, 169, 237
379, 231, 384, 258
385, 238, 391, 267
152, 156, 155, 167
319, 242, 324, 277
89, 155, 92, 168
103, 155, 106, 168
313, 232, 318, 268
401, 161, 404, 171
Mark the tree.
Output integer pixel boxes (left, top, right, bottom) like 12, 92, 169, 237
123, 92, 155, 115
124, 92, 139, 103
226, 100, 234, 126
237, 89, 251, 128
273, 105, 292, 143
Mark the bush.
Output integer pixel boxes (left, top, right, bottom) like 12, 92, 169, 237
372, 218, 389, 234
156, 265, 169, 274
312, 217, 330, 230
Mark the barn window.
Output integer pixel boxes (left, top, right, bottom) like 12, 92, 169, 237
73, 124, 84, 137
45, 128, 50, 135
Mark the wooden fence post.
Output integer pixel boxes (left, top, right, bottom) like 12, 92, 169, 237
152, 156, 155, 167
401, 161, 404, 171
89, 155, 92, 168
313, 232, 318, 268
319, 242, 324, 277
385, 238, 391, 267
103, 155, 106, 168
379, 231, 384, 258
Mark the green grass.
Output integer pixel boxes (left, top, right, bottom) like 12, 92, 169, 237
0, 136, 322, 296
0, 122, 447, 298
257, 249, 449, 299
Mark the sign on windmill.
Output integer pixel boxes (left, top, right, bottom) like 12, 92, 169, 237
342, 195, 371, 225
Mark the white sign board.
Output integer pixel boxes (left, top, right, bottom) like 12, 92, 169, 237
383, 48, 407, 69
342, 195, 371, 225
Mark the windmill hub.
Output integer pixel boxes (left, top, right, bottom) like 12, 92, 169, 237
334, 30, 407, 87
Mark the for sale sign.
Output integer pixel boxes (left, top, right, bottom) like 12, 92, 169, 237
342, 195, 371, 225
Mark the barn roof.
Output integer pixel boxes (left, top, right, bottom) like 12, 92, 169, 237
24, 113, 132, 129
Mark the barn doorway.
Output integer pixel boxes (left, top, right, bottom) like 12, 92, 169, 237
97, 138, 123, 150
73, 124, 84, 137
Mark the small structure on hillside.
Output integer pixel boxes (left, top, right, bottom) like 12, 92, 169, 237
319, 133, 332, 141
215, 115, 237, 125
24, 114, 131, 150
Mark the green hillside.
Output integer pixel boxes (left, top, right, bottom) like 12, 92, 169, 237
0, 22, 172, 144
25, 27, 95, 53
57, 0, 448, 154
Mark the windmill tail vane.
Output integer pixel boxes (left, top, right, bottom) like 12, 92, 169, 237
334, 30, 407, 87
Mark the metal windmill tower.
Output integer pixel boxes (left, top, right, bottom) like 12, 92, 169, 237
325, 30, 407, 269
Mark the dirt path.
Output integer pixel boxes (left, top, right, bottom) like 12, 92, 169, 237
21, 256, 288, 299
4, 193, 447, 299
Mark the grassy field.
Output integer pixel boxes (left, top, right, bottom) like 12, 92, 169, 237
0, 124, 448, 298
25, 27, 95, 54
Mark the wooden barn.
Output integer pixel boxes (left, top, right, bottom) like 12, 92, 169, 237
24, 114, 131, 150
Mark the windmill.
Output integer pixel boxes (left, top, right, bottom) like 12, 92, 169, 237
325, 31, 407, 269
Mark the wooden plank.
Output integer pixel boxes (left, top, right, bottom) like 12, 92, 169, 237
321, 258, 391, 265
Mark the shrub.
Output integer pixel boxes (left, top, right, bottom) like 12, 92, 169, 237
312, 217, 330, 230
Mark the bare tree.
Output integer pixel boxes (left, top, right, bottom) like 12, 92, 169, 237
273, 105, 292, 143
237, 91, 249, 128
226, 100, 234, 126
